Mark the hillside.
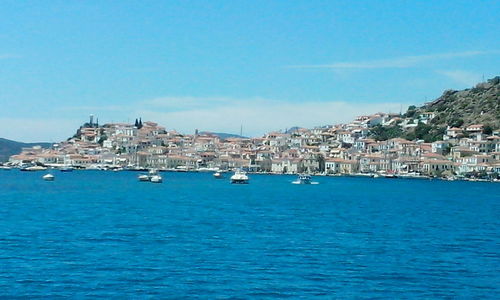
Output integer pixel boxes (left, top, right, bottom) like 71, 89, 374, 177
0, 138, 52, 162
411, 76, 499, 128
370, 76, 499, 142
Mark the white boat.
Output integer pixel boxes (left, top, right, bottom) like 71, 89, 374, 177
292, 174, 319, 185
0, 165, 12, 170
292, 174, 312, 184
150, 175, 163, 183
351, 173, 374, 178
24, 165, 47, 171
230, 169, 249, 184
384, 173, 398, 179
174, 166, 188, 172
60, 166, 74, 172
213, 172, 223, 179
138, 174, 150, 181
42, 173, 55, 181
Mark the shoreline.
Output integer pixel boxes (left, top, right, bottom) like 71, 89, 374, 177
2, 166, 498, 183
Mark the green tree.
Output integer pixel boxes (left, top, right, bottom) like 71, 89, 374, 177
98, 135, 108, 146
483, 124, 493, 135
405, 105, 417, 118
450, 118, 464, 128
369, 124, 404, 141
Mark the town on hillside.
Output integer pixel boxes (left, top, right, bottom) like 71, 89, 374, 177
6, 111, 500, 180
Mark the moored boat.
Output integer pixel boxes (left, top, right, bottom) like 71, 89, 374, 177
150, 175, 163, 183
292, 174, 319, 184
213, 171, 223, 179
42, 173, 55, 181
138, 174, 150, 181
60, 166, 74, 172
230, 169, 249, 184
292, 174, 312, 184
22, 165, 47, 171
384, 173, 398, 179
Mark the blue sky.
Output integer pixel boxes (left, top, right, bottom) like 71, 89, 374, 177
0, 0, 499, 141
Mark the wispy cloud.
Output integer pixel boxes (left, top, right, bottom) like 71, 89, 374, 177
143, 96, 240, 111
8, 96, 410, 140
288, 50, 493, 70
437, 70, 482, 86
0, 118, 81, 142
135, 97, 410, 136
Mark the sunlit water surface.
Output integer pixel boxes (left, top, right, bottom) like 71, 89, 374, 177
0, 171, 499, 298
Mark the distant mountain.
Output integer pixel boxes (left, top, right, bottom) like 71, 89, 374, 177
0, 138, 52, 162
285, 127, 301, 134
199, 132, 248, 139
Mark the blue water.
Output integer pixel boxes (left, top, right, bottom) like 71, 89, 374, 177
0, 171, 499, 298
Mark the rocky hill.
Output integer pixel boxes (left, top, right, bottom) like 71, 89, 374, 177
370, 76, 499, 142
410, 76, 499, 129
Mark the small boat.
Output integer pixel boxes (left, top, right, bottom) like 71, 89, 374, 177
213, 172, 223, 179
60, 166, 74, 172
351, 173, 374, 178
22, 165, 47, 171
42, 173, 55, 181
150, 175, 163, 183
138, 174, 150, 182
0, 165, 11, 170
292, 174, 319, 184
292, 174, 312, 184
230, 169, 249, 184
398, 173, 428, 180
384, 173, 398, 179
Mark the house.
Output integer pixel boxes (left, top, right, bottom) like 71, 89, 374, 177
451, 146, 479, 159
324, 158, 343, 174
366, 115, 383, 127
354, 138, 376, 152
422, 159, 456, 175
325, 158, 358, 174
431, 141, 450, 155
466, 124, 484, 133
444, 127, 463, 140
359, 153, 383, 173
302, 154, 323, 173
418, 112, 435, 124
457, 155, 493, 174
271, 158, 304, 174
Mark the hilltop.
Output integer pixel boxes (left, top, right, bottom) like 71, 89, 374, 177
413, 76, 499, 129
0, 138, 52, 162
370, 76, 499, 142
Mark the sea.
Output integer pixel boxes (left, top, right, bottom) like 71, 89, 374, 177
0, 170, 499, 298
